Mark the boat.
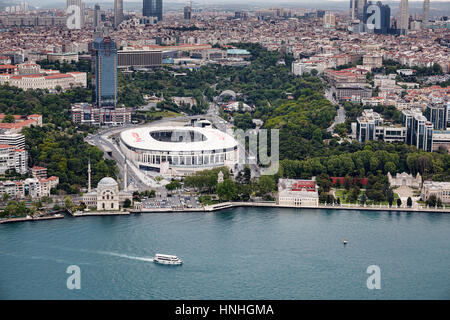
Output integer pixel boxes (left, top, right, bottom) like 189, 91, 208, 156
343, 238, 348, 245
153, 254, 183, 265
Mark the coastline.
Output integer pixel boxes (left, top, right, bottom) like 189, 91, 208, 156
1, 202, 449, 225
0, 214, 64, 224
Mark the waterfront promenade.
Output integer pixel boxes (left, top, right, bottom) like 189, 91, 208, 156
0, 214, 64, 224
2, 202, 449, 225
136, 201, 450, 214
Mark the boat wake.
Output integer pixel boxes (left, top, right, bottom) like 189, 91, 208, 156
96, 251, 154, 262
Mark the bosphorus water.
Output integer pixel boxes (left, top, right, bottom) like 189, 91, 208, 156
1, 207, 449, 299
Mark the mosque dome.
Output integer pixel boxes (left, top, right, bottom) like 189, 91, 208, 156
97, 177, 118, 187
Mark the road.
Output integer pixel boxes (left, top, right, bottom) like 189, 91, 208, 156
206, 100, 261, 178
325, 88, 346, 133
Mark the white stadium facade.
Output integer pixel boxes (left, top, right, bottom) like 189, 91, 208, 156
119, 126, 240, 175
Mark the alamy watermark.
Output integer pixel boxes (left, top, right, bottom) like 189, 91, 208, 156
66, 265, 81, 290
366, 265, 381, 290
165, 128, 279, 176
365, 5, 381, 31
234, 129, 279, 176
66, 5, 81, 30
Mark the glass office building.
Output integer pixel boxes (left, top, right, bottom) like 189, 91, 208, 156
143, 0, 163, 21
426, 103, 449, 130
93, 37, 117, 109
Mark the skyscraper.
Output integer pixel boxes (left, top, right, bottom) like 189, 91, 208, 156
350, 0, 357, 20
114, 0, 124, 28
184, 6, 192, 20
94, 4, 100, 28
426, 103, 448, 130
402, 108, 433, 152
66, 0, 85, 28
357, 0, 367, 20
350, 0, 367, 20
93, 37, 118, 109
397, 0, 409, 34
423, 0, 430, 30
143, 0, 163, 21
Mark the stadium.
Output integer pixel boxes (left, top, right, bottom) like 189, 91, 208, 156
119, 126, 240, 176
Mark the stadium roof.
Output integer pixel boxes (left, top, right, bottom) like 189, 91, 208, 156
120, 126, 238, 152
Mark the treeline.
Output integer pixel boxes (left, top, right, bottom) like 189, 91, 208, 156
276, 141, 450, 181
182, 166, 276, 202
22, 126, 117, 194
0, 84, 90, 128
118, 68, 214, 111
36, 59, 92, 74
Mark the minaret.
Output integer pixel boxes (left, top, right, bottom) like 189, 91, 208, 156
123, 159, 128, 192
88, 157, 92, 192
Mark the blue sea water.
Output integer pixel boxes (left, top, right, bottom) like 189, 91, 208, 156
0, 207, 449, 300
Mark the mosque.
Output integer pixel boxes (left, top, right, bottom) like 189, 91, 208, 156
82, 159, 133, 211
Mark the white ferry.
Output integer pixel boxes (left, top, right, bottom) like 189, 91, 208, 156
153, 254, 183, 265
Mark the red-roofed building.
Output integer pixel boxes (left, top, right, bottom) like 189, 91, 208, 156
277, 178, 319, 207
0, 64, 17, 75
0, 114, 42, 133
31, 166, 47, 179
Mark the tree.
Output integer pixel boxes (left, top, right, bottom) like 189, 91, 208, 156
216, 179, 238, 202
360, 193, 367, 205
257, 175, 275, 196
316, 173, 332, 192
165, 180, 182, 192
387, 189, 394, 206
426, 195, 437, 207
2, 114, 14, 123
397, 198, 402, 207
2, 192, 10, 202
64, 196, 74, 210
344, 176, 352, 191
123, 198, 132, 208
348, 186, 360, 203
407, 197, 412, 208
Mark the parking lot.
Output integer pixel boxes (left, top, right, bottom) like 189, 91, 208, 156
141, 193, 201, 209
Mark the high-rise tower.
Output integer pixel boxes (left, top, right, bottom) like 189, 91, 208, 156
357, 0, 367, 20
423, 0, 430, 30
397, 0, 409, 34
143, 0, 163, 21
114, 0, 124, 28
94, 4, 100, 28
184, 0, 192, 20
93, 37, 118, 109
